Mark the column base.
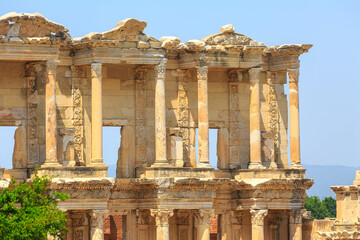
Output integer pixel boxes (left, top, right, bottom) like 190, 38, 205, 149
248, 162, 265, 169
269, 162, 278, 169
197, 163, 212, 168
151, 160, 170, 167
289, 162, 303, 169
41, 162, 62, 168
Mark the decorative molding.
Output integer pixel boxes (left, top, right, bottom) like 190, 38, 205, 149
150, 209, 174, 226
288, 68, 299, 83
250, 209, 268, 226
155, 60, 167, 79
194, 209, 215, 225
196, 66, 208, 80
249, 68, 261, 82
91, 63, 102, 77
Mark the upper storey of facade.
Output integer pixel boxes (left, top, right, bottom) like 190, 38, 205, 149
0, 12, 312, 182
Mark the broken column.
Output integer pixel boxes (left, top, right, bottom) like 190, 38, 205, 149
152, 60, 169, 167
43, 59, 60, 167
150, 209, 174, 240
250, 209, 268, 240
91, 63, 104, 165
248, 68, 264, 169
288, 68, 302, 169
197, 66, 211, 168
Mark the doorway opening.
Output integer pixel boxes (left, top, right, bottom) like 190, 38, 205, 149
103, 126, 121, 178
195, 128, 219, 169
0, 126, 18, 169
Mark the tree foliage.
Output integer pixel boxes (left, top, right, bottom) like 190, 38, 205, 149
304, 195, 336, 219
0, 171, 69, 240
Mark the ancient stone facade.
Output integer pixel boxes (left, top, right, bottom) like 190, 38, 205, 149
0, 12, 314, 240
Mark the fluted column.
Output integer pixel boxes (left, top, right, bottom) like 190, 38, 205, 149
250, 209, 268, 240
289, 209, 304, 240
91, 63, 104, 165
288, 68, 302, 169
43, 60, 60, 166
197, 66, 211, 168
248, 68, 264, 169
90, 210, 108, 240
195, 209, 215, 240
152, 60, 169, 167
150, 209, 174, 240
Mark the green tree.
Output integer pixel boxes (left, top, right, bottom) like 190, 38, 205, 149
304, 195, 336, 219
323, 196, 336, 218
0, 171, 69, 240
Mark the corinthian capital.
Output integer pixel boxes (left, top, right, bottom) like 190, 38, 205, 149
249, 68, 261, 82
155, 59, 167, 79
288, 68, 299, 83
194, 209, 215, 225
288, 209, 305, 224
46, 59, 57, 75
196, 66, 208, 80
250, 209, 268, 226
90, 209, 108, 227
91, 63, 102, 78
150, 209, 174, 226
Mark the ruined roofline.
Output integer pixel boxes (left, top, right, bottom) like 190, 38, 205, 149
0, 12, 312, 57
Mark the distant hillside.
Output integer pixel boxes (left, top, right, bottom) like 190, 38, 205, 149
107, 163, 358, 199
304, 164, 357, 198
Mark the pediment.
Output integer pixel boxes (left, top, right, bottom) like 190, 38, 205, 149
201, 32, 261, 46
0, 12, 70, 40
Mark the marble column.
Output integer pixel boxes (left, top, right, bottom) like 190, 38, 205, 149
288, 68, 302, 169
289, 209, 303, 240
250, 209, 268, 240
90, 210, 107, 240
197, 66, 211, 168
248, 68, 264, 169
152, 60, 169, 167
43, 60, 60, 167
150, 209, 174, 240
91, 63, 104, 165
195, 209, 215, 240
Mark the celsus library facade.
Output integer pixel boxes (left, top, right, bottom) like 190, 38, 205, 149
0, 12, 359, 240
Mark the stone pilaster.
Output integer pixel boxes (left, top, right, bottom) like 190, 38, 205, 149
289, 209, 304, 240
221, 210, 243, 240
250, 209, 268, 240
152, 60, 168, 167
150, 209, 174, 240
91, 63, 104, 165
177, 69, 192, 167
266, 71, 279, 169
135, 67, 148, 168
288, 68, 302, 169
195, 209, 215, 240
228, 69, 241, 169
43, 59, 60, 167
248, 68, 264, 169
197, 66, 211, 168
90, 210, 108, 240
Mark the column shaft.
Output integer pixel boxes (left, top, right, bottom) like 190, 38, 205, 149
289, 210, 303, 240
153, 60, 168, 166
90, 210, 107, 240
44, 60, 60, 166
195, 209, 215, 240
150, 209, 174, 240
288, 69, 302, 169
248, 68, 263, 169
91, 63, 104, 165
197, 66, 211, 168
250, 209, 268, 240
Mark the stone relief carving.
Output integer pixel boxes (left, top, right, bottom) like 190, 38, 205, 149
71, 66, 84, 165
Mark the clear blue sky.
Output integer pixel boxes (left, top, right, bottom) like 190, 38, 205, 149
0, 0, 359, 172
